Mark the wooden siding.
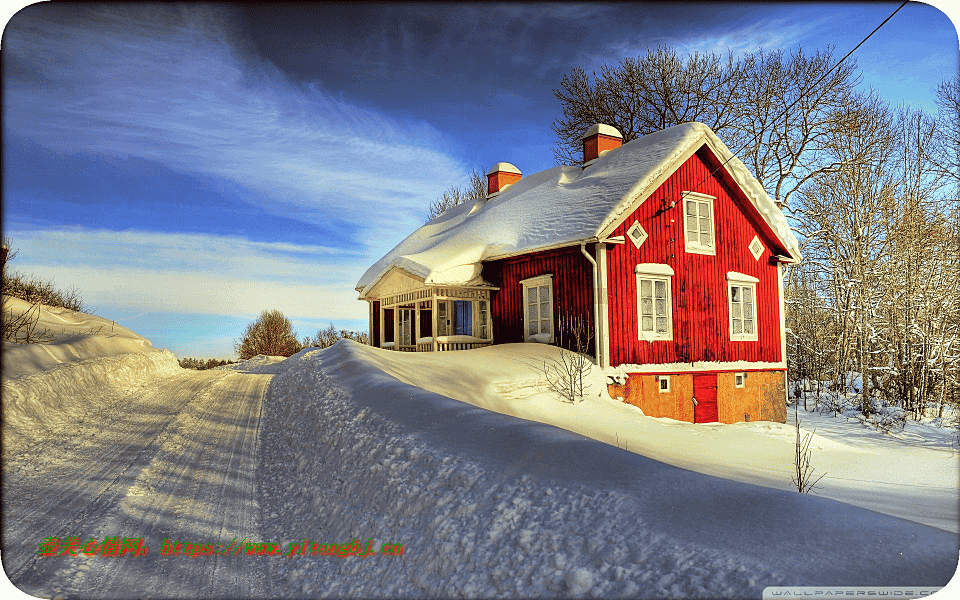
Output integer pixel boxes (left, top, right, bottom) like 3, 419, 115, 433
484, 245, 596, 355
371, 301, 381, 347
605, 145, 784, 366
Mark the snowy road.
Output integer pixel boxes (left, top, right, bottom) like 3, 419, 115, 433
2, 368, 271, 599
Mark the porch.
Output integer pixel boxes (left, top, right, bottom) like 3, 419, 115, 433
371, 284, 496, 352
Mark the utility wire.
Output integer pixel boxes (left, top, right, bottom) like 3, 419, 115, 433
681, 1, 909, 207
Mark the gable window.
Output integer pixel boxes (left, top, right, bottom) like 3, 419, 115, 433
727, 272, 759, 341
748, 236, 764, 261
626, 221, 648, 249
682, 192, 716, 255
520, 274, 553, 342
635, 264, 674, 341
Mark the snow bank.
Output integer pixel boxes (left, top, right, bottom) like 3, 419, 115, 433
307, 341, 959, 533
2, 296, 159, 380
257, 341, 956, 597
2, 349, 181, 458
214, 354, 288, 373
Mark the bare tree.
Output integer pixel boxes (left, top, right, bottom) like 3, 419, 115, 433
234, 310, 302, 359
552, 46, 859, 212
427, 167, 487, 221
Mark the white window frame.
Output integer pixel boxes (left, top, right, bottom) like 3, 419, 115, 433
734, 372, 746, 388
682, 191, 716, 256
436, 298, 491, 341
520, 274, 554, 343
748, 235, 765, 261
635, 264, 674, 342
726, 272, 759, 342
626, 221, 648, 249
658, 375, 671, 393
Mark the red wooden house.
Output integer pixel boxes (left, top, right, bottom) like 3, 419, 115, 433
356, 122, 800, 423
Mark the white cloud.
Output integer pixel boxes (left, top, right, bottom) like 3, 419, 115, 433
3, 4, 466, 233
587, 14, 831, 69
6, 227, 368, 320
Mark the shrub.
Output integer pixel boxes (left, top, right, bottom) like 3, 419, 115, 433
234, 310, 302, 360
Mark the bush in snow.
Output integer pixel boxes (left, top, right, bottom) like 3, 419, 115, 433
542, 315, 594, 403
1, 297, 56, 344
234, 310, 302, 360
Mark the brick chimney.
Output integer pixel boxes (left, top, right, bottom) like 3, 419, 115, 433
486, 162, 522, 198
581, 123, 623, 165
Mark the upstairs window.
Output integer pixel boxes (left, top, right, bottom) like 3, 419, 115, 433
520, 274, 553, 342
683, 192, 716, 255
727, 272, 759, 341
635, 264, 674, 341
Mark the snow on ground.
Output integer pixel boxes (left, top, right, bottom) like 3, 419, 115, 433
1, 295, 160, 380
257, 340, 957, 597
214, 354, 288, 373
325, 340, 960, 533
3, 305, 958, 598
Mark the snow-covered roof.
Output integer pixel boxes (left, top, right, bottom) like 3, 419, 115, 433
357, 122, 801, 297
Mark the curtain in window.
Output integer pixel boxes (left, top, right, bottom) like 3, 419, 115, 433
454, 300, 473, 336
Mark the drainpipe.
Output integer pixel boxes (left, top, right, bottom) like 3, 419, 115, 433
580, 241, 602, 366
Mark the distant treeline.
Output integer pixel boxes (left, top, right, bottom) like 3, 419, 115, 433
179, 357, 237, 370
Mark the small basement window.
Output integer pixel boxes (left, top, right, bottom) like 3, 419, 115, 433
735, 372, 745, 388
658, 375, 671, 393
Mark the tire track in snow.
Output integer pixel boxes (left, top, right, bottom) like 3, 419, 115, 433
3, 369, 272, 599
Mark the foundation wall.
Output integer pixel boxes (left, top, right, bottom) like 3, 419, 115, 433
608, 370, 786, 423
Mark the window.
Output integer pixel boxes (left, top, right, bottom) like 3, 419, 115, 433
635, 264, 674, 341
520, 274, 553, 342
478, 300, 488, 339
399, 309, 413, 345
682, 192, 716, 255
436, 299, 489, 339
658, 375, 671, 393
626, 221, 648, 249
727, 272, 759, 341
735, 372, 745, 388
453, 300, 473, 336
748, 236, 764, 261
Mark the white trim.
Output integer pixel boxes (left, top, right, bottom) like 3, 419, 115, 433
657, 375, 671, 393
682, 192, 717, 256
520, 274, 554, 343
728, 281, 759, 342
778, 263, 788, 406
626, 222, 648, 249
636, 271, 673, 342
749, 236, 765, 261
519, 273, 554, 286
726, 271, 759, 283
635, 263, 675, 276
597, 243, 610, 368
604, 360, 787, 374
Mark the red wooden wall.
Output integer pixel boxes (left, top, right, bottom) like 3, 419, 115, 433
484, 246, 596, 355
605, 145, 785, 366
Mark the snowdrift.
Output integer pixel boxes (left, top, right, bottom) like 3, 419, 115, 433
258, 341, 957, 597
1, 297, 176, 458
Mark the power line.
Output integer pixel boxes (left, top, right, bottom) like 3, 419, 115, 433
681, 1, 909, 208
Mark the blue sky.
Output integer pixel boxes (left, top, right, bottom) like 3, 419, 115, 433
2, 2, 957, 359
